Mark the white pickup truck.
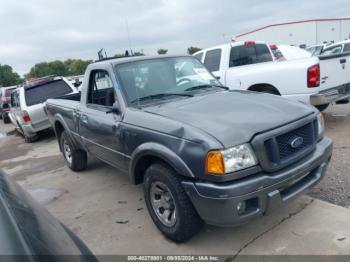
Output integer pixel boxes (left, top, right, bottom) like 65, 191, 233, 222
311, 40, 350, 110
194, 41, 350, 111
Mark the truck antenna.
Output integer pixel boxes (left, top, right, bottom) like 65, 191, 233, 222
125, 18, 133, 56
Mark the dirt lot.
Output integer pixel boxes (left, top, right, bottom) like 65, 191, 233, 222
0, 104, 350, 255
308, 104, 350, 207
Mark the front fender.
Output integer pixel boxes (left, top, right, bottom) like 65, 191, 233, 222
129, 142, 195, 184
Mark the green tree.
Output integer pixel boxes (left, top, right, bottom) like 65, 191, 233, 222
48, 60, 68, 76
187, 46, 202, 55
0, 64, 22, 87
133, 51, 145, 56
27, 59, 92, 78
65, 59, 92, 75
157, 48, 168, 55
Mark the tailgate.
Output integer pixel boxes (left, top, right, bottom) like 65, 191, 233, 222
319, 53, 350, 92
27, 103, 50, 129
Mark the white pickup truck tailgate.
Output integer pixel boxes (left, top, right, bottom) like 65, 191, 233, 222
311, 54, 350, 105
319, 55, 350, 90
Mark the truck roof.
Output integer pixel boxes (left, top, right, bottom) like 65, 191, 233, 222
93, 54, 193, 67
193, 40, 268, 56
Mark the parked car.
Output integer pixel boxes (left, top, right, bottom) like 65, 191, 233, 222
45, 55, 333, 242
320, 40, 350, 56
312, 40, 350, 111
306, 44, 326, 56
10, 76, 77, 142
0, 169, 97, 260
0, 85, 18, 124
194, 40, 349, 111
67, 75, 84, 91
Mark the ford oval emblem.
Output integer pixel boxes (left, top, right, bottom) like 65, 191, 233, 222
290, 137, 304, 148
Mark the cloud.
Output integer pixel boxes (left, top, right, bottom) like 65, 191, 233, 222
0, 0, 349, 76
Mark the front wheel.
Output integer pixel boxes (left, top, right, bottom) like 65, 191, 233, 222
60, 130, 87, 172
143, 163, 203, 242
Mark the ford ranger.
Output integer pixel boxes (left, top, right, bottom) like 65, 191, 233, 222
45, 55, 333, 242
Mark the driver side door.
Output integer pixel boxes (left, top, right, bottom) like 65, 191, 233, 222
79, 70, 127, 170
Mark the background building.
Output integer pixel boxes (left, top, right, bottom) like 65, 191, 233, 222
235, 18, 350, 47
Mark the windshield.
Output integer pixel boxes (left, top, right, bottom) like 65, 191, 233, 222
114, 57, 221, 105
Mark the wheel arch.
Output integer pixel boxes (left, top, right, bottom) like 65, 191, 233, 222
248, 83, 281, 95
129, 143, 195, 185
52, 114, 78, 152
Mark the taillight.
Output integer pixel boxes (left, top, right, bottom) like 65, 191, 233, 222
244, 41, 255, 46
307, 64, 320, 88
269, 44, 277, 50
22, 111, 31, 123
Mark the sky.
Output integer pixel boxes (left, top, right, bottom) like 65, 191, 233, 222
0, 0, 349, 76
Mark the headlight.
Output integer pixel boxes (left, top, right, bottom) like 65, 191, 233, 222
317, 112, 325, 140
205, 143, 258, 175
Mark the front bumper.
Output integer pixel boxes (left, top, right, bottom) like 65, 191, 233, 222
311, 84, 350, 105
182, 137, 333, 226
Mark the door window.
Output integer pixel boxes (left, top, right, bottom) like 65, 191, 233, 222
203, 49, 221, 72
343, 43, 350, 53
87, 70, 116, 108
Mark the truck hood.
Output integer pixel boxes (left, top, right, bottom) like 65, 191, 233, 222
144, 91, 315, 147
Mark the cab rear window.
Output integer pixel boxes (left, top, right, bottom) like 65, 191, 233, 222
229, 44, 272, 67
25, 80, 72, 106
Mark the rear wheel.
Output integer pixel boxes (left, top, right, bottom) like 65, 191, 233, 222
60, 130, 87, 171
315, 103, 329, 112
24, 134, 39, 143
143, 163, 203, 242
18, 123, 38, 143
3, 115, 10, 124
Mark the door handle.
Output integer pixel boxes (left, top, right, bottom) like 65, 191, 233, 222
81, 114, 88, 123
340, 58, 346, 64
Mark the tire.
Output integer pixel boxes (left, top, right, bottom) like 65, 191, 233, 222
3, 116, 10, 124
315, 103, 329, 112
143, 163, 203, 242
0, 113, 2, 120
24, 134, 39, 143
18, 123, 39, 143
60, 130, 87, 172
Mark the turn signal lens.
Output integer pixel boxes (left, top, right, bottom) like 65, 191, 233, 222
205, 151, 225, 175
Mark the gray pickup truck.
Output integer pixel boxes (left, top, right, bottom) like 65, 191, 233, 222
45, 55, 333, 242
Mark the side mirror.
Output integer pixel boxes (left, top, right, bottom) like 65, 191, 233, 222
107, 102, 121, 115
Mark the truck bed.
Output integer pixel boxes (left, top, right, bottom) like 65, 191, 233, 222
55, 92, 81, 101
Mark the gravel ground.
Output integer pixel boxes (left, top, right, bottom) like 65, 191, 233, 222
308, 103, 350, 208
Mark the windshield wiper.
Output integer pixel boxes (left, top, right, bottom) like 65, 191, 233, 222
130, 93, 193, 104
185, 84, 229, 92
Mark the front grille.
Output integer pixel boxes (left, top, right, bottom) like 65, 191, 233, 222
254, 118, 318, 173
276, 122, 315, 160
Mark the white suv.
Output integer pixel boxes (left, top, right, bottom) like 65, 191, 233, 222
10, 76, 77, 142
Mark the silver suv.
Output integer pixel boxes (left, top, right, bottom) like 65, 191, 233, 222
10, 76, 77, 142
